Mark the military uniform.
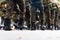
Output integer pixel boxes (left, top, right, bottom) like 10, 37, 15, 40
30, 0, 43, 30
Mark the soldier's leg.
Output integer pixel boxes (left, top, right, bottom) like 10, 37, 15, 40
4, 18, 11, 30
25, 9, 30, 30
54, 11, 57, 30
35, 12, 40, 30
36, 5, 44, 30
31, 7, 36, 30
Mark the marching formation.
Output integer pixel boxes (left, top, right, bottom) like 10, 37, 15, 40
0, 0, 60, 30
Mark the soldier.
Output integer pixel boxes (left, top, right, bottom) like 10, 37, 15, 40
3, 12, 11, 30
54, 3, 59, 30
44, 4, 51, 30
50, 3, 59, 30
0, 1, 12, 30
10, 0, 26, 30
30, 0, 43, 30
25, 1, 31, 30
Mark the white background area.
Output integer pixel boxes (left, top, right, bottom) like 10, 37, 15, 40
0, 30, 60, 40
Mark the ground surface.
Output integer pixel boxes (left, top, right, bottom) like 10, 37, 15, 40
0, 30, 60, 40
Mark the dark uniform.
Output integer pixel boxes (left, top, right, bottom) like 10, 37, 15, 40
4, 17, 11, 30
11, 0, 25, 30
25, 2, 30, 30
30, 0, 43, 30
